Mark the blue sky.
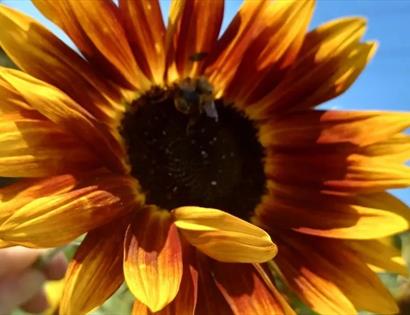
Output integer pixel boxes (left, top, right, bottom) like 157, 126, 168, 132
4, 0, 409, 205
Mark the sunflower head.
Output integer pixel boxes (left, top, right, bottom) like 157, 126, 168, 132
0, 0, 409, 314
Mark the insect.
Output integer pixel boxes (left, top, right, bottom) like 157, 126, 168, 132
174, 76, 219, 133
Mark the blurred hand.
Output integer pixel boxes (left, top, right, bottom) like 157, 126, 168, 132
0, 247, 67, 314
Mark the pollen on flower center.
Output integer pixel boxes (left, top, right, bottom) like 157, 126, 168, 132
120, 78, 266, 219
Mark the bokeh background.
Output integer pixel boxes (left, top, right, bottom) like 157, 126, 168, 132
1, 1, 409, 314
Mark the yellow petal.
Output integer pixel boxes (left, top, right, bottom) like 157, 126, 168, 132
172, 207, 277, 263
32, 0, 150, 90
0, 4, 121, 124
124, 208, 183, 312
119, 0, 166, 84
221, 0, 315, 105
361, 134, 410, 162
0, 74, 33, 113
259, 110, 410, 148
204, 0, 269, 96
276, 233, 398, 315
250, 17, 369, 118
0, 238, 10, 248
0, 175, 78, 226
0, 68, 127, 173
131, 245, 198, 315
60, 221, 126, 315
0, 173, 141, 247
346, 239, 409, 276
0, 112, 98, 177
257, 189, 410, 240
44, 279, 65, 315
166, 0, 224, 78
264, 147, 410, 194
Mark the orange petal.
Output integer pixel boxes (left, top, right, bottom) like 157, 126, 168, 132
32, 0, 150, 90
221, 0, 315, 105
345, 239, 409, 276
256, 187, 410, 240
124, 208, 183, 312
264, 147, 410, 194
294, 41, 378, 111
173, 206, 277, 263
0, 4, 122, 125
250, 17, 369, 117
0, 68, 127, 173
204, 0, 268, 95
195, 253, 234, 315
275, 233, 398, 315
131, 244, 198, 315
0, 72, 35, 114
119, 0, 166, 84
0, 175, 80, 226
0, 112, 98, 177
132, 300, 150, 315
259, 110, 410, 148
0, 239, 10, 248
60, 220, 127, 315
360, 134, 410, 162
212, 262, 295, 315
0, 173, 142, 247
166, 0, 224, 79
168, 245, 198, 315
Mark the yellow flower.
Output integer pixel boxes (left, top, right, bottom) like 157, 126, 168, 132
0, 1, 409, 314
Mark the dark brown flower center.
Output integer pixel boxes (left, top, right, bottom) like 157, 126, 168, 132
120, 83, 266, 219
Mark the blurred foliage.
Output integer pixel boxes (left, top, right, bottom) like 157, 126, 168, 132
0, 47, 16, 68
90, 285, 135, 315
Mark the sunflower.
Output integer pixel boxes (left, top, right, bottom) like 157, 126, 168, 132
0, 0, 409, 314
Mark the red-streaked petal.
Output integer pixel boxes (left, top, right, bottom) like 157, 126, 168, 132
0, 68, 127, 173
256, 187, 410, 240
259, 110, 410, 148
124, 207, 183, 312
166, 0, 224, 79
195, 253, 233, 315
0, 74, 34, 113
173, 206, 277, 263
264, 150, 410, 194
131, 244, 198, 315
0, 4, 122, 124
345, 238, 409, 276
32, 0, 150, 90
0, 173, 142, 247
0, 175, 81, 225
204, 0, 268, 95
212, 262, 295, 315
119, 0, 166, 84
275, 233, 398, 315
220, 0, 315, 105
0, 112, 98, 177
60, 220, 127, 315
249, 17, 369, 117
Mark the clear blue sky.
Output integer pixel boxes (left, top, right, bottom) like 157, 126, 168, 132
4, 0, 410, 205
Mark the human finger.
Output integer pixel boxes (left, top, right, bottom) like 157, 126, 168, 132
43, 252, 67, 280
0, 247, 45, 277
0, 268, 45, 315
20, 289, 49, 313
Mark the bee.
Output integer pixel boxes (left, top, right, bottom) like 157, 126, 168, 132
174, 76, 219, 133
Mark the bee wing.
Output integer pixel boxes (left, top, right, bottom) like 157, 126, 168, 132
203, 100, 219, 122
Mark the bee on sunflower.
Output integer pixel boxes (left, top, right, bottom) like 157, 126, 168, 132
0, 1, 409, 314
